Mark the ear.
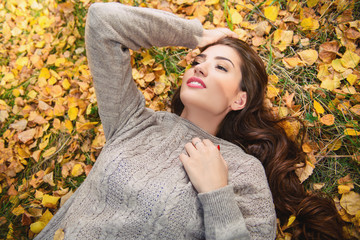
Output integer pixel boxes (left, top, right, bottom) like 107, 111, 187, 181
230, 91, 247, 111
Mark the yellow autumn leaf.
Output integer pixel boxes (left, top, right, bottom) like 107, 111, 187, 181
313, 100, 325, 114
332, 59, 347, 73
68, 107, 78, 121
27, 90, 38, 99
307, 0, 319, 7
11, 205, 25, 216
344, 128, 360, 136
205, 0, 219, 5
48, 76, 57, 85
287, 215, 296, 227
321, 78, 341, 91
273, 29, 293, 51
30, 221, 46, 233
328, 139, 342, 151
301, 17, 319, 30
42, 146, 57, 159
341, 50, 360, 69
62, 78, 71, 90
317, 64, 331, 81
141, 53, 155, 66
347, 74, 358, 85
230, 9, 242, 24
39, 68, 50, 80
264, 5, 279, 21
266, 85, 279, 99
55, 57, 66, 67
268, 75, 279, 84
54, 228, 65, 240
39, 209, 53, 224
71, 163, 84, 177
15, 57, 29, 70
76, 122, 98, 132
41, 194, 60, 208
298, 49, 318, 65
65, 119, 73, 132
38, 16, 51, 28
338, 185, 351, 194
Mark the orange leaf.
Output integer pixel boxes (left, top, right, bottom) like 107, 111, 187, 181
320, 114, 335, 126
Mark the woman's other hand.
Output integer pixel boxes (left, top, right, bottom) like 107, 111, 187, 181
179, 138, 228, 193
198, 28, 238, 48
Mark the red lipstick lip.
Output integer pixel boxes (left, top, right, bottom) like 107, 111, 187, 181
186, 77, 206, 88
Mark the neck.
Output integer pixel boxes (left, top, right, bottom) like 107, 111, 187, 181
180, 107, 227, 136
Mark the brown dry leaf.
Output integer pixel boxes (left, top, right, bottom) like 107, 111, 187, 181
295, 161, 315, 183
43, 172, 55, 186
313, 183, 325, 190
319, 41, 339, 63
340, 191, 360, 215
18, 128, 36, 143
9, 119, 28, 131
60, 190, 74, 208
345, 28, 360, 40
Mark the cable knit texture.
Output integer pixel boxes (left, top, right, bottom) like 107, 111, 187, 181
35, 3, 276, 240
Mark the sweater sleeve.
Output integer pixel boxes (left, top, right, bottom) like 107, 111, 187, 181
85, 3, 203, 140
198, 159, 277, 240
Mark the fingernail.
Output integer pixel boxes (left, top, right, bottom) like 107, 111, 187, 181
217, 145, 220, 150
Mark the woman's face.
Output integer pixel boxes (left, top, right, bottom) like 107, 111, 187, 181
180, 44, 246, 117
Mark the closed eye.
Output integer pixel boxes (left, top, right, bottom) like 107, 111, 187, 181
216, 65, 228, 72
190, 60, 199, 67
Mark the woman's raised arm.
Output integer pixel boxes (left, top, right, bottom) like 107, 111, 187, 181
85, 3, 203, 140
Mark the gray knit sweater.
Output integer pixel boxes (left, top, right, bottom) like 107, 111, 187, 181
35, 3, 276, 240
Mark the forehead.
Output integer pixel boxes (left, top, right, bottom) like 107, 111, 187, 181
200, 44, 241, 65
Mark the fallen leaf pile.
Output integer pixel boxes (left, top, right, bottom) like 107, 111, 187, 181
0, 0, 359, 239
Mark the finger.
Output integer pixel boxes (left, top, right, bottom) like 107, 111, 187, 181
184, 142, 197, 156
179, 153, 189, 164
192, 137, 204, 149
218, 28, 238, 39
203, 139, 215, 148
220, 155, 228, 170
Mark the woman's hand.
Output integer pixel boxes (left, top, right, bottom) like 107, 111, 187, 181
179, 138, 228, 193
198, 28, 238, 48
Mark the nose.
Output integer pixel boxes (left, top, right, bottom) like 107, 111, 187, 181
194, 62, 208, 77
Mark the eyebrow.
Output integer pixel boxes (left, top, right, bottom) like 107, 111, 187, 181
197, 54, 235, 68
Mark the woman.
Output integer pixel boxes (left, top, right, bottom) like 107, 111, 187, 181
35, 2, 343, 240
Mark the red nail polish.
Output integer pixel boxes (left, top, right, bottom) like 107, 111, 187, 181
217, 145, 220, 150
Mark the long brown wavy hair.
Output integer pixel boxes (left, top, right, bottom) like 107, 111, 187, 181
171, 37, 344, 239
